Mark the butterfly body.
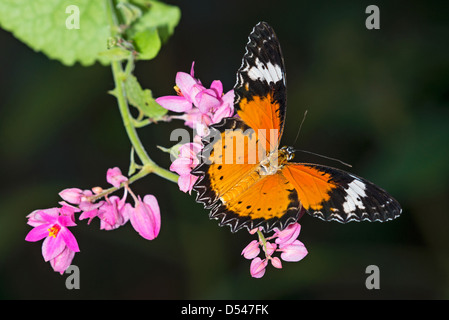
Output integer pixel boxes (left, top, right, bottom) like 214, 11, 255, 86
192, 22, 402, 233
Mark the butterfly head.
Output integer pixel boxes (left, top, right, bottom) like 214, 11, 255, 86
280, 146, 295, 162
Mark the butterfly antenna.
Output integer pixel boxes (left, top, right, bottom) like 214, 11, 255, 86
294, 149, 353, 168
293, 110, 308, 146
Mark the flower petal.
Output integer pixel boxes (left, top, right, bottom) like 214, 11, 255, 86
190, 61, 196, 77
26, 208, 59, 227
263, 241, 277, 256
169, 157, 194, 175
270, 257, 283, 269
241, 240, 260, 259
212, 102, 234, 124
280, 240, 308, 262
50, 247, 75, 275
250, 257, 268, 278
79, 208, 99, 224
222, 89, 234, 105
59, 188, 83, 204
178, 142, 202, 159
176, 72, 204, 103
155, 95, 192, 112
195, 89, 221, 113
130, 197, 160, 240
42, 234, 66, 262
177, 174, 198, 193
275, 223, 301, 248
210, 80, 223, 97
106, 167, 128, 188
143, 195, 161, 236
25, 224, 51, 242
59, 228, 80, 252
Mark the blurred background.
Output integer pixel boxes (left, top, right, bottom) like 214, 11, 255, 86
1, 0, 448, 299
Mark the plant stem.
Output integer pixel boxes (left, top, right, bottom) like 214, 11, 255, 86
106, 0, 178, 184
257, 230, 268, 253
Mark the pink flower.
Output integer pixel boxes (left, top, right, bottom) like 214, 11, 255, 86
242, 223, 307, 278
60, 188, 104, 217
156, 63, 235, 194
156, 62, 235, 134
270, 256, 282, 269
81, 195, 131, 230
129, 195, 161, 240
211, 89, 234, 123
263, 241, 277, 256
156, 62, 204, 112
275, 223, 301, 248
250, 258, 268, 278
241, 240, 260, 259
50, 247, 76, 275
279, 240, 308, 262
27, 208, 60, 227
25, 207, 80, 274
99, 196, 131, 230
106, 167, 128, 188
26, 166, 164, 275
170, 142, 202, 193
58, 188, 84, 205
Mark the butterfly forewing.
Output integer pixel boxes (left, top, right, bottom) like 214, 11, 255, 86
234, 21, 287, 151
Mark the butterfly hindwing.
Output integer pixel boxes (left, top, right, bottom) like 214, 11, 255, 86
282, 163, 402, 223
192, 117, 302, 232
209, 171, 303, 232
192, 117, 258, 209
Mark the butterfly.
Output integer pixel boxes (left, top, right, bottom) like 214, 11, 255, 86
191, 21, 402, 233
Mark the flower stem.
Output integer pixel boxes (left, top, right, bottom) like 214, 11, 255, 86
257, 230, 268, 253
106, 0, 178, 185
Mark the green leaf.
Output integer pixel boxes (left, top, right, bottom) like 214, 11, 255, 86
0, 0, 113, 66
130, 0, 181, 43
0, 0, 180, 66
125, 74, 167, 120
132, 28, 161, 60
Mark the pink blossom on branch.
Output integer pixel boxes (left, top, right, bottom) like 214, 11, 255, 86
169, 142, 202, 193
156, 62, 235, 194
129, 195, 161, 240
242, 223, 308, 278
25, 206, 80, 274
26, 167, 163, 274
250, 257, 268, 278
106, 167, 129, 188
155, 62, 235, 133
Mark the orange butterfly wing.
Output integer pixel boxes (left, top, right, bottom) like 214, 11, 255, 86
192, 22, 402, 232
192, 22, 300, 232
234, 21, 287, 153
192, 117, 302, 232
208, 168, 302, 232
193, 118, 260, 209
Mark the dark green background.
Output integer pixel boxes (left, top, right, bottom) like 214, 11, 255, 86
1, 0, 448, 299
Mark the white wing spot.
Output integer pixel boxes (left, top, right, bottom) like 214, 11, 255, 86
246, 58, 283, 83
342, 179, 367, 213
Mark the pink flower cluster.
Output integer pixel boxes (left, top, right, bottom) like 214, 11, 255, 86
25, 167, 160, 274
156, 62, 234, 193
242, 223, 308, 278
169, 142, 202, 193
